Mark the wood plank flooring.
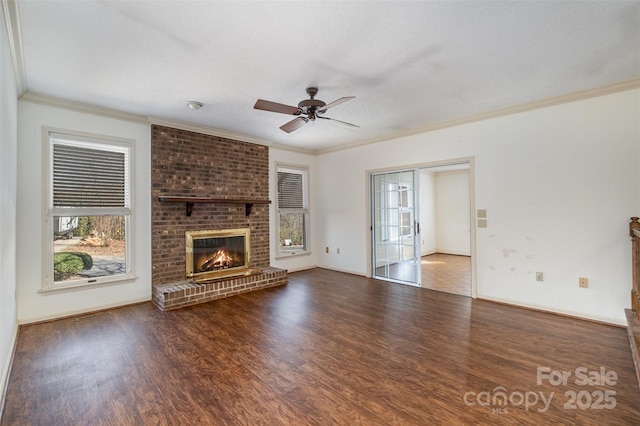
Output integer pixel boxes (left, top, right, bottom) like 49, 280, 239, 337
2, 268, 639, 425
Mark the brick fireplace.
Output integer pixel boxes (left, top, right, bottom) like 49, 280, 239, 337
151, 125, 287, 310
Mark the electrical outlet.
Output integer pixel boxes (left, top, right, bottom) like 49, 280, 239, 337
325, 246, 329, 254
579, 277, 589, 288
337, 248, 340, 254
477, 219, 488, 228
477, 209, 487, 218
536, 272, 543, 282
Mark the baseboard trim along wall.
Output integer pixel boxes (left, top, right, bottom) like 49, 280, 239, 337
477, 294, 625, 327
17, 297, 151, 325
0, 324, 19, 421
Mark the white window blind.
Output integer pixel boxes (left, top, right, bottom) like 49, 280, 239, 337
52, 141, 129, 208
277, 171, 304, 209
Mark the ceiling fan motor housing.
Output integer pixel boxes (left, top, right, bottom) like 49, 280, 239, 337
298, 99, 326, 119
298, 88, 326, 119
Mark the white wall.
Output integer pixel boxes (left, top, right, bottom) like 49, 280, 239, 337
314, 145, 373, 276
435, 170, 471, 255
269, 147, 317, 272
0, 6, 19, 407
420, 170, 436, 255
17, 101, 152, 323
315, 89, 640, 325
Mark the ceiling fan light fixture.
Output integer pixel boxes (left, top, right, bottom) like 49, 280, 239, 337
254, 87, 357, 133
186, 101, 203, 110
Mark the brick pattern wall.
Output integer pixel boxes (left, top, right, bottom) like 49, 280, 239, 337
151, 125, 271, 285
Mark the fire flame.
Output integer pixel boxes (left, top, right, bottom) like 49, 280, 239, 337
200, 249, 234, 271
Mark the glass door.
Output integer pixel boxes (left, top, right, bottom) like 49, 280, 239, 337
371, 169, 421, 286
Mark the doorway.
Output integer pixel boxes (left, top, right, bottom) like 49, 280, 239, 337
419, 163, 472, 297
368, 159, 475, 297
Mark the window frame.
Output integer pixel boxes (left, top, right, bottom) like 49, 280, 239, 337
275, 163, 311, 258
42, 129, 135, 292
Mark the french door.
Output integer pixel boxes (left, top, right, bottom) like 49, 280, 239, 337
371, 169, 421, 286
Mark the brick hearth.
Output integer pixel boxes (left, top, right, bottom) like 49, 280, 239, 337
152, 267, 287, 311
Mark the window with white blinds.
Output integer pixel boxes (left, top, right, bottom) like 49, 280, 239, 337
47, 132, 133, 289
276, 165, 310, 256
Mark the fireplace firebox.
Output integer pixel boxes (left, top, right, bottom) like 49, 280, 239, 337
185, 228, 250, 281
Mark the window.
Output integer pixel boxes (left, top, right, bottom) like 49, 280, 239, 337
46, 132, 133, 290
398, 185, 412, 237
276, 164, 310, 256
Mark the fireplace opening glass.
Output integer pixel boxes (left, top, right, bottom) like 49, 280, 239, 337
186, 228, 250, 280
193, 236, 244, 271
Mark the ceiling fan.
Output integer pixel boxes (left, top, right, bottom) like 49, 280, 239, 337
254, 87, 359, 133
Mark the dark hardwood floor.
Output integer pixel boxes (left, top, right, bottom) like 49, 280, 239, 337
2, 268, 639, 425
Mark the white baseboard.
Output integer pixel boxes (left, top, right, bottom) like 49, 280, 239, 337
18, 296, 151, 325
314, 264, 367, 277
477, 294, 625, 327
0, 323, 19, 420
436, 249, 471, 256
283, 265, 317, 274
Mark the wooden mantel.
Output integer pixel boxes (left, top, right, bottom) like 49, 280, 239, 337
158, 197, 271, 217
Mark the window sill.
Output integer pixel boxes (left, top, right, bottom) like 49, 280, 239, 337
275, 251, 312, 260
39, 273, 137, 295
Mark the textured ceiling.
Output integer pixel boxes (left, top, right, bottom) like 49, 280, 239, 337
15, 0, 640, 153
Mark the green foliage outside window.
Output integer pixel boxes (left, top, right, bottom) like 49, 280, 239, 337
53, 252, 93, 281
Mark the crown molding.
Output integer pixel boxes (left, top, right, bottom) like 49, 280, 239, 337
20, 93, 274, 148
2, 0, 27, 95
269, 142, 316, 155
148, 117, 273, 148
18, 92, 276, 148
20, 92, 150, 123
316, 77, 640, 155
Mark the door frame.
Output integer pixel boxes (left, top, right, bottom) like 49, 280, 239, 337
365, 156, 477, 298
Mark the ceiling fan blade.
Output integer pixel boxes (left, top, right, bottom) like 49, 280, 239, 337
317, 115, 359, 128
254, 99, 300, 115
280, 117, 308, 133
317, 96, 355, 113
